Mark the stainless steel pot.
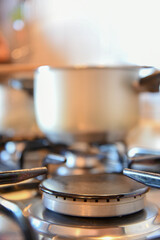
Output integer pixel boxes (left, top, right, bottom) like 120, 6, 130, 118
34, 65, 157, 144
0, 64, 39, 135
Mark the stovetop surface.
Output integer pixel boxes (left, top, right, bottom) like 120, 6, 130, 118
0, 134, 160, 239
24, 194, 160, 240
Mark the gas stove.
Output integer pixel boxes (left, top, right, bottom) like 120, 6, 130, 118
0, 134, 160, 239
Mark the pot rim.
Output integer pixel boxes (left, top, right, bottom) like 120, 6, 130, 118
0, 63, 155, 76
36, 65, 155, 73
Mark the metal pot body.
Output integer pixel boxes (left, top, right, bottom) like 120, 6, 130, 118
0, 65, 39, 135
0, 83, 36, 134
34, 66, 153, 144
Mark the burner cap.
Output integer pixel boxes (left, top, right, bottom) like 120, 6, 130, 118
40, 174, 148, 217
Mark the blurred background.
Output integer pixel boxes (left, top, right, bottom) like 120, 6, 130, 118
1, 0, 160, 67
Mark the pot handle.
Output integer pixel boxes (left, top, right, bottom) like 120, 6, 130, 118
137, 71, 160, 92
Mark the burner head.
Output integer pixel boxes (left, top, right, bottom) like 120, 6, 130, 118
40, 173, 148, 217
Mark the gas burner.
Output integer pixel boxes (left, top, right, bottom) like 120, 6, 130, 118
0, 164, 160, 239
24, 201, 160, 239
40, 173, 148, 217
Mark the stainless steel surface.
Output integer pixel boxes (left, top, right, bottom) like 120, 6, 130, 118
128, 147, 160, 158
127, 147, 160, 172
24, 200, 160, 239
0, 196, 37, 240
40, 173, 148, 217
0, 130, 159, 238
123, 168, 160, 188
0, 142, 159, 238
42, 192, 146, 217
0, 214, 23, 240
34, 65, 155, 144
42, 154, 66, 167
